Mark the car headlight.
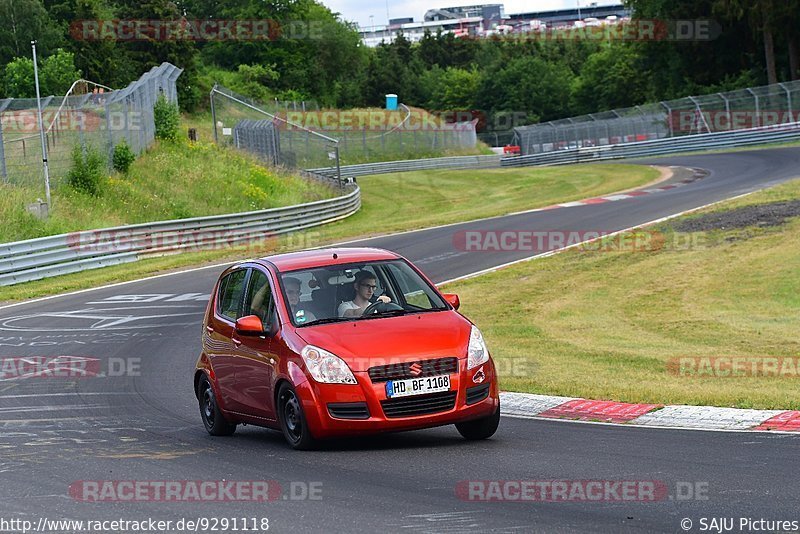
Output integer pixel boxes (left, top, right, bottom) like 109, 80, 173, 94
467, 325, 490, 370
301, 345, 357, 384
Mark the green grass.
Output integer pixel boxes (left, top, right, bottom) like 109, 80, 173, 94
446, 178, 800, 410
0, 163, 660, 302
312, 163, 661, 242
0, 135, 335, 242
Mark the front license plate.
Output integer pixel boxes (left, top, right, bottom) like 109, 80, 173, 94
385, 375, 450, 398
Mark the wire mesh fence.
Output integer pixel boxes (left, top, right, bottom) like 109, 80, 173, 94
513, 80, 800, 155
0, 62, 182, 189
211, 84, 342, 176
322, 106, 478, 164
210, 84, 478, 169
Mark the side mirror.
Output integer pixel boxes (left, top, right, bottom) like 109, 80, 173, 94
235, 315, 265, 336
442, 293, 460, 310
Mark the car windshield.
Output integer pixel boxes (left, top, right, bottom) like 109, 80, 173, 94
279, 259, 448, 326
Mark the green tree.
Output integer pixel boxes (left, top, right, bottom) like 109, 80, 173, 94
3, 57, 35, 97
235, 63, 279, 102
44, 0, 134, 88
0, 0, 64, 67
41, 48, 81, 94
477, 56, 575, 122
365, 33, 425, 106
426, 67, 481, 110
115, 0, 200, 110
571, 45, 650, 114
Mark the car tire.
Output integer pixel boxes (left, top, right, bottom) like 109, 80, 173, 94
277, 383, 318, 450
455, 404, 500, 440
199, 376, 236, 436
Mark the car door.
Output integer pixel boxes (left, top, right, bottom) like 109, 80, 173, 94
233, 267, 280, 420
208, 268, 248, 410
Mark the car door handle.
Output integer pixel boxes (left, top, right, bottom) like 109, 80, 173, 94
232, 337, 242, 347
206, 326, 214, 333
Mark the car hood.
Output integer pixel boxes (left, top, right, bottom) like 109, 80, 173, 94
293, 311, 471, 372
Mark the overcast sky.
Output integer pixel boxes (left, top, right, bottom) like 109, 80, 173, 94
321, 0, 622, 29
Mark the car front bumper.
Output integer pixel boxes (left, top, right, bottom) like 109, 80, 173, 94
294, 357, 500, 438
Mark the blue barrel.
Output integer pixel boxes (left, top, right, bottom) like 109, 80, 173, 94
385, 94, 398, 110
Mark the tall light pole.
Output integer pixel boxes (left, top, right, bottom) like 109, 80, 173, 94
31, 41, 51, 208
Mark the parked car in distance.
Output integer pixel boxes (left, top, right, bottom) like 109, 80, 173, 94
194, 247, 500, 449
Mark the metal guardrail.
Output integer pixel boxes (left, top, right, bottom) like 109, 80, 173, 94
309, 154, 501, 178
502, 121, 800, 167
4, 118, 799, 287
0, 185, 360, 286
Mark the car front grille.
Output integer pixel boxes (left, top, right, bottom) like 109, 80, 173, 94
368, 357, 459, 383
381, 391, 457, 418
327, 402, 370, 420
466, 383, 491, 405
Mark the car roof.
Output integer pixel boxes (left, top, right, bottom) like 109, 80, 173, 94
255, 247, 401, 272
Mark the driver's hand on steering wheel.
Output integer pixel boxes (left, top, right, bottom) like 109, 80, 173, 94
376, 295, 391, 304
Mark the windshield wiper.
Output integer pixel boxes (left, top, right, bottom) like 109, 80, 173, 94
365, 309, 410, 319
300, 316, 351, 327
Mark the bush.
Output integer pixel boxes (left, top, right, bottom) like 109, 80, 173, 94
153, 94, 180, 141
66, 144, 106, 196
112, 140, 136, 174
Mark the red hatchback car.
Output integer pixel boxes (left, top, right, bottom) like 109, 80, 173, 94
194, 247, 500, 449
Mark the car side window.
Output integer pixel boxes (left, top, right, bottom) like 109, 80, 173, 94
244, 269, 273, 327
218, 269, 248, 321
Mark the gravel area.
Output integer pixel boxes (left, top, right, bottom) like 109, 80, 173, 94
673, 200, 800, 232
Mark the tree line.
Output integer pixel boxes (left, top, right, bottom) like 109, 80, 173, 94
1, 0, 798, 129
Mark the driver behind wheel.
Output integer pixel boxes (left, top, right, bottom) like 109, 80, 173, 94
338, 271, 392, 317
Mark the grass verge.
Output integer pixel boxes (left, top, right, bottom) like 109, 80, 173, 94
0, 163, 659, 302
447, 178, 800, 410
314, 163, 661, 242
0, 136, 334, 243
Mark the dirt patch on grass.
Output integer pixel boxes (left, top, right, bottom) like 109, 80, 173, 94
673, 200, 800, 232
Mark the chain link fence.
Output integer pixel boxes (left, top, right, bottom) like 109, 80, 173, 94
325, 106, 477, 164
0, 62, 182, 188
211, 85, 478, 169
211, 84, 342, 178
513, 80, 800, 155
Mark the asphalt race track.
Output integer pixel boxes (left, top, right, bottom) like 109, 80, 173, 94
2, 147, 800, 533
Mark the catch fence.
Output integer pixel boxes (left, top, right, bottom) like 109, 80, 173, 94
0, 63, 182, 188
514, 80, 800, 155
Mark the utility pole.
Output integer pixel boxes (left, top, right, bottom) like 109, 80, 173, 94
32, 41, 51, 208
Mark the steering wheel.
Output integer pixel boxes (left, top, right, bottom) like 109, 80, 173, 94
362, 300, 403, 315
